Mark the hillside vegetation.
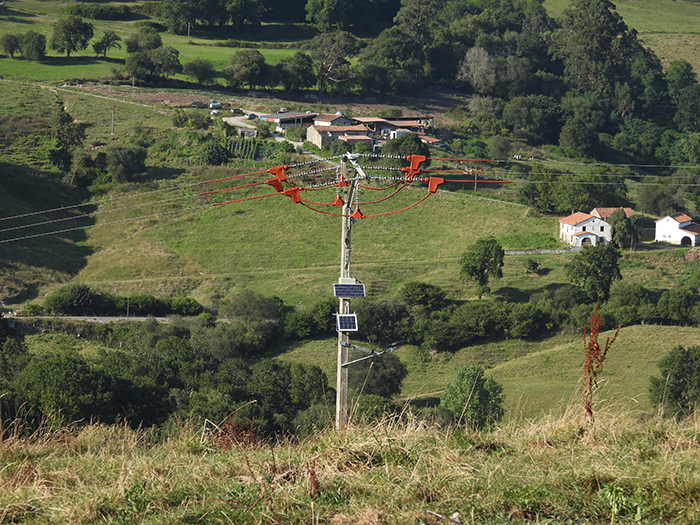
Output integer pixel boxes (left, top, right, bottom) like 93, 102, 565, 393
4, 411, 700, 524
4, 2, 700, 521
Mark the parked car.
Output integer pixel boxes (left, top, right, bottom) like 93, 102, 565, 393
209, 100, 222, 109
244, 113, 257, 120
191, 100, 207, 108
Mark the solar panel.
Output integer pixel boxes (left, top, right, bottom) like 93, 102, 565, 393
333, 283, 366, 298
336, 313, 359, 332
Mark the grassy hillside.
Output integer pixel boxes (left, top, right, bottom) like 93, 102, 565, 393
5, 412, 700, 524
272, 324, 700, 421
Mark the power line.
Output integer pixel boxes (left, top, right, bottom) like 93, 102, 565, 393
0, 193, 197, 235
0, 204, 211, 245
0, 181, 201, 224
498, 159, 700, 169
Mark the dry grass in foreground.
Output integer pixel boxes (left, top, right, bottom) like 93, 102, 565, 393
1, 407, 700, 524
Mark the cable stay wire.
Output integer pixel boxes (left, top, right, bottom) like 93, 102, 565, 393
0, 204, 211, 245
0, 181, 202, 224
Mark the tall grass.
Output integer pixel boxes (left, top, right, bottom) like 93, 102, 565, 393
2, 408, 700, 524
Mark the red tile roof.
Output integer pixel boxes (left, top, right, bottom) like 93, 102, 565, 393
681, 223, 700, 235
559, 212, 594, 225
591, 207, 635, 219
671, 212, 693, 223
311, 124, 370, 132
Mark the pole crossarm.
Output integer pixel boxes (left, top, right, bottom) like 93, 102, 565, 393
339, 340, 398, 367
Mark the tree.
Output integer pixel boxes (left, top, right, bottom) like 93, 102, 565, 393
382, 133, 430, 157
657, 287, 695, 325
666, 59, 697, 104
559, 117, 599, 157
393, 0, 440, 47
304, 31, 358, 94
457, 47, 497, 95
276, 52, 315, 91
440, 364, 505, 429
459, 236, 505, 298
354, 27, 426, 95
160, 0, 200, 35
183, 58, 216, 84
305, 0, 352, 32
674, 85, 700, 133
502, 95, 563, 145
223, 49, 267, 89
149, 46, 182, 77
105, 142, 147, 182
523, 258, 540, 274
20, 31, 46, 61
607, 209, 637, 249
50, 16, 94, 58
565, 243, 621, 302
550, 0, 640, 99
1, 33, 21, 59
92, 30, 122, 58
124, 26, 162, 53
649, 345, 700, 419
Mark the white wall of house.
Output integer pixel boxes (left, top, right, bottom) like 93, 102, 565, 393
559, 215, 611, 247
655, 215, 700, 246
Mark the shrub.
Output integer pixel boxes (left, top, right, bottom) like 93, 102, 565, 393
200, 140, 229, 165
440, 364, 504, 429
348, 353, 407, 398
20, 31, 46, 61
183, 58, 215, 84
649, 345, 700, 419
45, 284, 103, 315
401, 282, 447, 310
13, 355, 114, 424
105, 142, 147, 182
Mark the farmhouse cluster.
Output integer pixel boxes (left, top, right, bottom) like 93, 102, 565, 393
256, 110, 440, 150
559, 208, 700, 247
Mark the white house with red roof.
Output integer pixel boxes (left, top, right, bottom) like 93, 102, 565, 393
655, 212, 700, 246
559, 212, 612, 247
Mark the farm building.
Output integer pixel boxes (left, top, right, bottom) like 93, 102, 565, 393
306, 125, 374, 149
259, 111, 317, 132
655, 213, 700, 246
313, 113, 352, 126
559, 212, 612, 247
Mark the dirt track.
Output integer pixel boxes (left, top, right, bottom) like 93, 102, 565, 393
67, 83, 469, 124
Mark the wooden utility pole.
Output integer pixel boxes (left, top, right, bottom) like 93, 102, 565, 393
336, 157, 353, 430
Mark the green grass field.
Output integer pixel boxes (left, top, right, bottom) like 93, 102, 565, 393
271, 324, 700, 422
